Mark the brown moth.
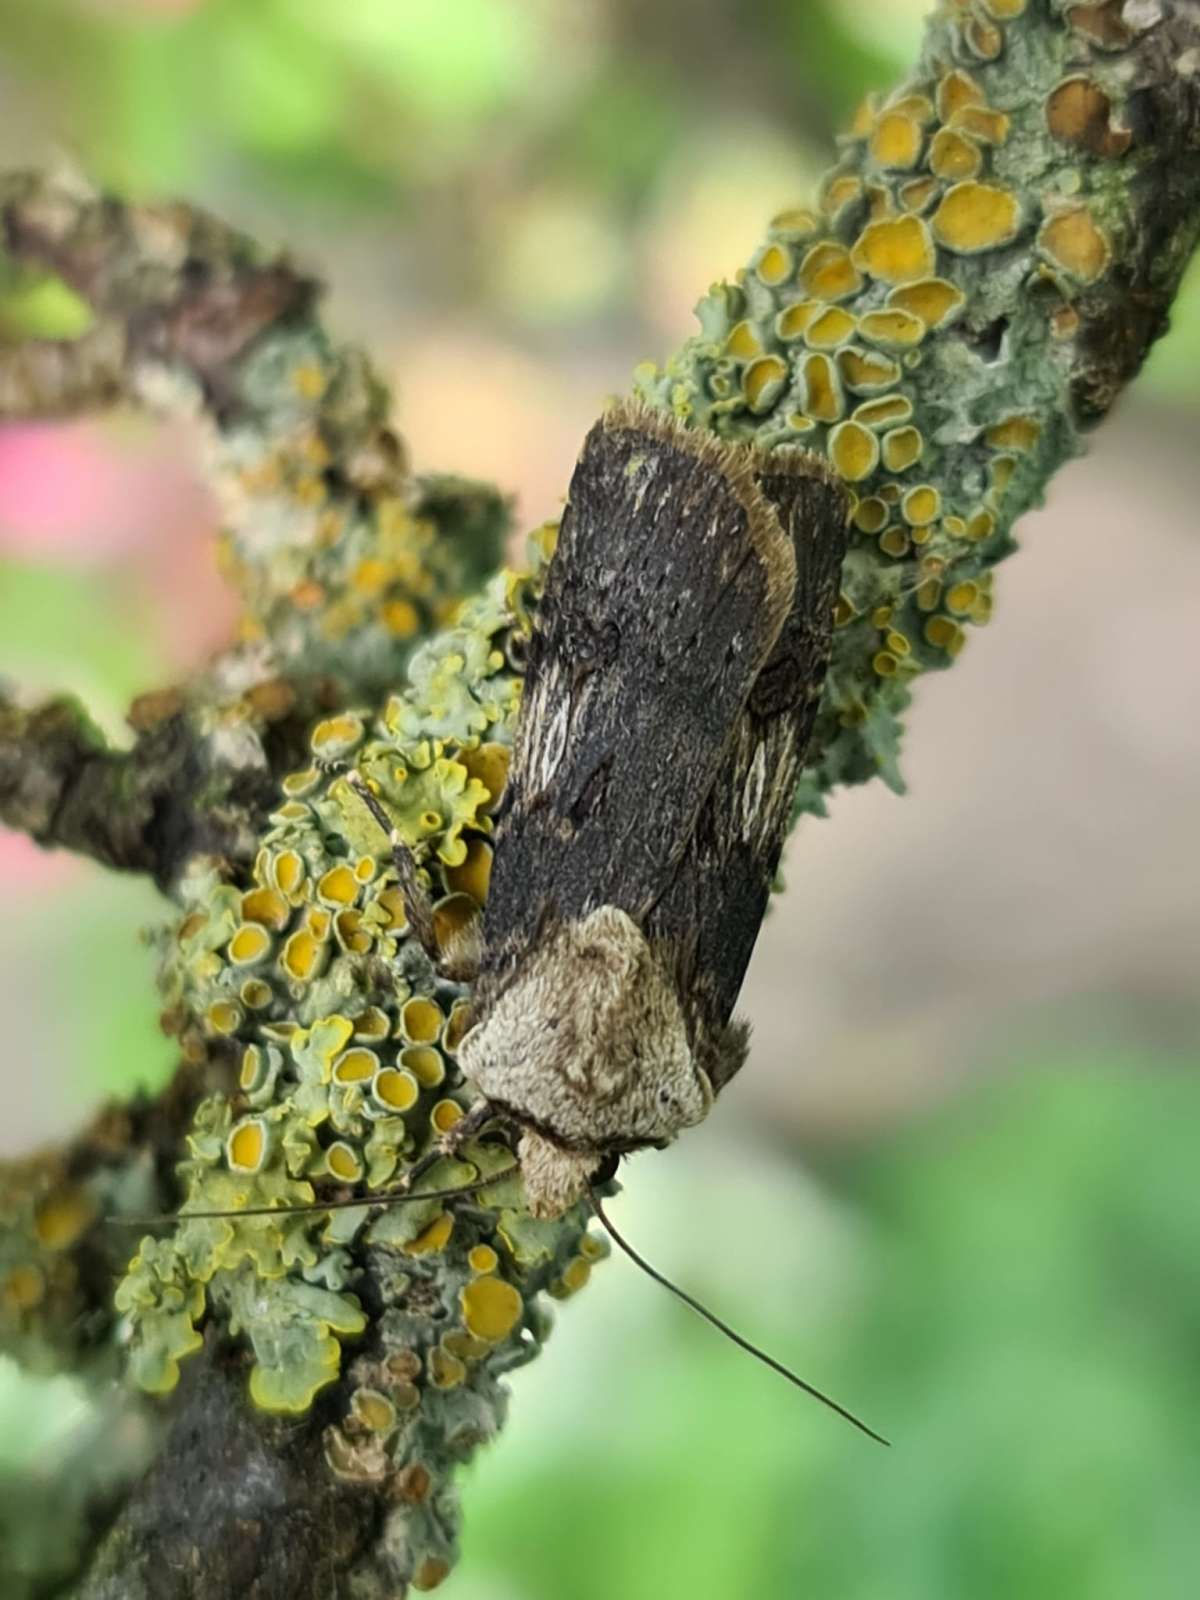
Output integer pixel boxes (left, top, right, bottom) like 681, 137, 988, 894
355, 399, 849, 1218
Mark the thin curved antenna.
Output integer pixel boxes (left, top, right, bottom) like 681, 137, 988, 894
586, 1186, 890, 1448
112, 1162, 519, 1227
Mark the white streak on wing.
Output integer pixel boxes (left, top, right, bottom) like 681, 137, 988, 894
741, 740, 767, 843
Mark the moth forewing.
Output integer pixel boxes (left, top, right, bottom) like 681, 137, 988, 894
460, 401, 850, 1216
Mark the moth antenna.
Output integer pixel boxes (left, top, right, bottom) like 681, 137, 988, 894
111, 1163, 519, 1227
586, 1187, 891, 1448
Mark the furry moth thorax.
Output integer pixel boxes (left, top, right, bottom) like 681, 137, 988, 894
459, 905, 722, 1217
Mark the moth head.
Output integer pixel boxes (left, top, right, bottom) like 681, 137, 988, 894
460, 904, 714, 1217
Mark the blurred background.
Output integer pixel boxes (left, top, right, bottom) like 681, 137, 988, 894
2, 2, 1199, 1596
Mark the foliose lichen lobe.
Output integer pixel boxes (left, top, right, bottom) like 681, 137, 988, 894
636, 0, 1200, 811
118, 529, 606, 1587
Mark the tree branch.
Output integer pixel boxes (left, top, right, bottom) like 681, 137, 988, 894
2, 4, 1199, 1598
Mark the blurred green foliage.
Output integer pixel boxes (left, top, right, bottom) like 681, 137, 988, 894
455, 1064, 1200, 1600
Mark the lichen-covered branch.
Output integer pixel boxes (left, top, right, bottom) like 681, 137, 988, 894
2, 4, 1200, 1599
0, 170, 507, 704
638, 0, 1200, 808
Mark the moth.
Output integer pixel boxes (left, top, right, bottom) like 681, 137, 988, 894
353, 398, 850, 1218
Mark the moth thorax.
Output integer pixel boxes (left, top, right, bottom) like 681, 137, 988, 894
516, 1129, 601, 1219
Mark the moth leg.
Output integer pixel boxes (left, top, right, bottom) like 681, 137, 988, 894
397, 1098, 500, 1192
344, 770, 481, 981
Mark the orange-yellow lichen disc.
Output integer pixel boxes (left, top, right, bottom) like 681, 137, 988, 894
3, 1264, 45, 1311
776, 300, 820, 341
929, 127, 983, 181
964, 17, 1003, 60
744, 355, 789, 412
798, 241, 863, 301
870, 111, 923, 170
901, 484, 941, 525
459, 742, 509, 810
881, 425, 924, 472
373, 1067, 420, 1112
431, 1098, 464, 1135
769, 206, 820, 239
382, 599, 421, 638
227, 1118, 267, 1173
228, 923, 273, 966
948, 105, 1011, 145
853, 496, 889, 533
207, 1000, 242, 1035
878, 528, 910, 558
428, 1345, 467, 1388
873, 650, 899, 677
1067, 2, 1132, 50
859, 308, 925, 349
822, 174, 864, 218
990, 455, 1018, 494
401, 1046, 445, 1089
444, 837, 494, 905
34, 1187, 94, 1250
833, 594, 855, 627
916, 577, 943, 611
281, 766, 320, 798
754, 242, 795, 287
560, 1258, 592, 1294
240, 1044, 265, 1090
837, 346, 902, 395
353, 1388, 397, 1432
801, 353, 845, 422
850, 214, 935, 284
925, 616, 965, 651
886, 630, 912, 657
353, 1007, 391, 1041
804, 306, 858, 350
468, 1244, 499, 1275
304, 906, 332, 941
886, 92, 936, 125
335, 909, 371, 955
828, 421, 881, 484
401, 996, 443, 1044
273, 850, 306, 897
932, 182, 1021, 254
405, 1212, 455, 1256
1038, 207, 1110, 284
853, 395, 914, 430
374, 885, 409, 933
946, 581, 981, 614
982, 0, 1026, 14
725, 320, 765, 361
887, 277, 966, 329
878, 483, 901, 504
327, 1141, 364, 1182
966, 509, 996, 541
442, 1000, 473, 1056
785, 412, 816, 435
460, 1274, 524, 1342
310, 714, 364, 757
985, 415, 1042, 451
241, 887, 290, 930
936, 68, 985, 123
898, 176, 939, 214
1044, 76, 1131, 157
333, 1047, 380, 1085
317, 865, 360, 907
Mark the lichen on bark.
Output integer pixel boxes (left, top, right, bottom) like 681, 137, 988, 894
2, 3, 1200, 1596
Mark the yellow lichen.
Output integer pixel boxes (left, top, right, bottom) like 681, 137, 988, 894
881, 425, 924, 472
798, 241, 863, 301
227, 1119, 268, 1174
1038, 206, 1110, 284
775, 300, 820, 341
837, 347, 902, 394
805, 306, 858, 349
859, 308, 925, 349
887, 277, 966, 329
405, 1213, 454, 1256
932, 182, 1021, 253
754, 242, 795, 287
870, 111, 923, 170
372, 1068, 420, 1112
929, 127, 983, 181
744, 355, 789, 411
460, 1274, 523, 1342
850, 214, 935, 283
800, 352, 845, 422
828, 420, 880, 483
901, 485, 941, 525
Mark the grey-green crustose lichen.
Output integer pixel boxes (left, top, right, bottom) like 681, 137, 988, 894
637, 0, 1175, 813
